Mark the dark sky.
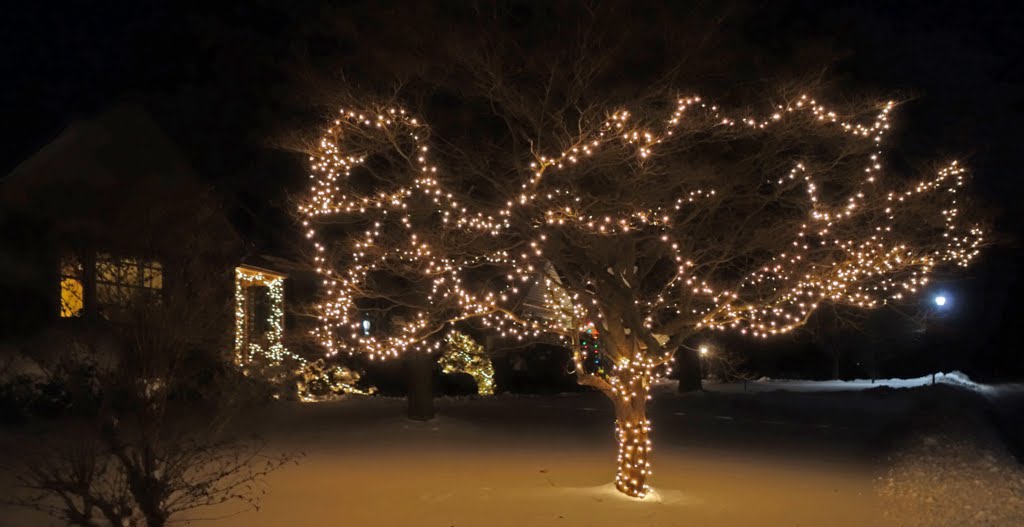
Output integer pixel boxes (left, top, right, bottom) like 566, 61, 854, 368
2, 1, 1022, 374
3, 2, 1022, 227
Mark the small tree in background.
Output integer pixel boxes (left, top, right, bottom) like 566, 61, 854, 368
807, 303, 862, 380
697, 343, 754, 384
440, 331, 495, 395
806, 302, 930, 380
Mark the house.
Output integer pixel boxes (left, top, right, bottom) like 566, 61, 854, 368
1, 104, 390, 398
0, 104, 241, 347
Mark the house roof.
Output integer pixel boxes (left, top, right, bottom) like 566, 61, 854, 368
3, 103, 198, 198
0, 103, 239, 253
236, 263, 288, 280
239, 254, 308, 276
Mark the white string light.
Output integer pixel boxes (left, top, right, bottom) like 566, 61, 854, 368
298, 94, 985, 497
440, 331, 495, 395
234, 266, 371, 400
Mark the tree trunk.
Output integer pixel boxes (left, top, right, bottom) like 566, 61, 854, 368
612, 391, 652, 498
675, 347, 702, 393
831, 348, 841, 380
406, 352, 435, 421
144, 511, 167, 527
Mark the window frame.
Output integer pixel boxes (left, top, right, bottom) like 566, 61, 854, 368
58, 251, 164, 321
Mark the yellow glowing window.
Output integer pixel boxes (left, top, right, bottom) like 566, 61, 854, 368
59, 256, 84, 318
96, 254, 162, 319
143, 265, 162, 289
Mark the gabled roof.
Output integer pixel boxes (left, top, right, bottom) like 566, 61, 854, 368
0, 104, 237, 252
239, 254, 313, 277
3, 103, 198, 198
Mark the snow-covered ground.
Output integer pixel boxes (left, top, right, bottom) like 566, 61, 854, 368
879, 429, 1024, 526
2, 376, 1022, 526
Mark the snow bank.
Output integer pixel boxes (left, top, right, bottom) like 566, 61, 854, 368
709, 371, 1017, 397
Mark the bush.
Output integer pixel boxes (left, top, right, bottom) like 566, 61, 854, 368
0, 360, 102, 423
167, 348, 276, 408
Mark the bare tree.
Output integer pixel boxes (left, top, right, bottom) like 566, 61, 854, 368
806, 303, 863, 380
277, 0, 839, 408
286, 3, 986, 499
695, 343, 754, 384
294, 93, 984, 498
804, 297, 938, 381
7, 420, 288, 527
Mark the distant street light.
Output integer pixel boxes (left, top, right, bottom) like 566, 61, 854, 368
934, 294, 948, 307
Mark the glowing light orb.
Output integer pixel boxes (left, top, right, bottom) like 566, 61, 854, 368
934, 295, 947, 307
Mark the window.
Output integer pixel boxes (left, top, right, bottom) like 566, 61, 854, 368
58, 252, 163, 321
59, 256, 84, 318
95, 254, 163, 319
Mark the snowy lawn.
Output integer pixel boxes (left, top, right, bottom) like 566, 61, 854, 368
2, 377, 1022, 526
193, 395, 887, 527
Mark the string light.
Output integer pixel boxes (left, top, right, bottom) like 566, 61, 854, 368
295, 358, 375, 401
615, 418, 652, 497
440, 331, 495, 395
298, 94, 985, 497
234, 266, 372, 400
234, 266, 287, 365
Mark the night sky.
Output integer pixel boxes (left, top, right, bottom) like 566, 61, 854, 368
3, 1, 1022, 375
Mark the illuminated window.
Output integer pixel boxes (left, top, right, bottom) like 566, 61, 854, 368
95, 254, 163, 319
59, 256, 84, 318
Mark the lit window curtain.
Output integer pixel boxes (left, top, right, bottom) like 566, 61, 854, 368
59, 256, 84, 318
94, 254, 164, 320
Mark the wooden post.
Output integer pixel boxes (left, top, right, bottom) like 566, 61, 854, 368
82, 248, 97, 321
